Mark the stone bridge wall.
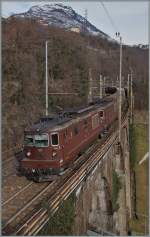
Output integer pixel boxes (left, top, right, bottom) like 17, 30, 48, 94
73, 121, 131, 235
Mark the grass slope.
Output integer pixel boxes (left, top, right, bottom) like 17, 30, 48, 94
129, 111, 148, 235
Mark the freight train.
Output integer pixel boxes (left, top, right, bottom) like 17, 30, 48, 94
16, 87, 128, 181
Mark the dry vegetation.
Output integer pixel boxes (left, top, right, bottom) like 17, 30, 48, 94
2, 18, 148, 151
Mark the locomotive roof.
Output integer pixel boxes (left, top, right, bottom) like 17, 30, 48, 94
24, 116, 71, 134
24, 97, 115, 134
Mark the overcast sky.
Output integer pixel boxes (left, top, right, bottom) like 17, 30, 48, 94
1, 1, 149, 45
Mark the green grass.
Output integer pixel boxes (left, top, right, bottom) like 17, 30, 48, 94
129, 122, 148, 234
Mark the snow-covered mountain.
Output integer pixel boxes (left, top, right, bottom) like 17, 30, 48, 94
9, 3, 111, 39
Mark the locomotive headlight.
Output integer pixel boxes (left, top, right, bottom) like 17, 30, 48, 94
52, 151, 57, 157
26, 151, 31, 157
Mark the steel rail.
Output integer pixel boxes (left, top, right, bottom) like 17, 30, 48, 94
3, 162, 81, 234
15, 208, 44, 235
2, 182, 34, 206
3, 169, 75, 229
2, 182, 55, 228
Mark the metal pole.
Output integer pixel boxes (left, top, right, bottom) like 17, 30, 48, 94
103, 76, 106, 97
122, 76, 124, 87
130, 69, 133, 123
133, 95, 134, 112
88, 68, 92, 104
119, 36, 122, 143
99, 74, 103, 99
127, 74, 130, 96
45, 41, 48, 116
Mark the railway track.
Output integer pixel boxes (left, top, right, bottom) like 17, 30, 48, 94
2, 182, 53, 227
2, 114, 128, 235
2, 174, 33, 204
2, 182, 34, 206
2, 138, 104, 235
2, 115, 128, 235
2, 152, 33, 205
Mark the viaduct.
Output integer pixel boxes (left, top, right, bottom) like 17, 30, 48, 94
2, 112, 132, 236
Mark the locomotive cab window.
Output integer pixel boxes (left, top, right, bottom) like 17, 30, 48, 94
99, 110, 104, 118
83, 119, 88, 129
34, 134, 48, 147
24, 135, 34, 146
51, 133, 59, 146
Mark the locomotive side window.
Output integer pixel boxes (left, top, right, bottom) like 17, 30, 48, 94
24, 135, 34, 146
51, 133, 59, 146
99, 110, 104, 118
34, 134, 48, 147
92, 114, 99, 129
83, 119, 88, 129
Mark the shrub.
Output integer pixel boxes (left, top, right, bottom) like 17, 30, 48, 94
112, 170, 122, 211
39, 193, 75, 235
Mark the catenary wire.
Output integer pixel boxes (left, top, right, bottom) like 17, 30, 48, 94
100, 1, 120, 34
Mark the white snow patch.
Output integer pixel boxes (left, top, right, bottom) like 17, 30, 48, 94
10, 3, 112, 39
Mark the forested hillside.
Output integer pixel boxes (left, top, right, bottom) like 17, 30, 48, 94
2, 18, 148, 150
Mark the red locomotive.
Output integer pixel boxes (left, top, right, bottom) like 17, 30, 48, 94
16, 88, 127, 181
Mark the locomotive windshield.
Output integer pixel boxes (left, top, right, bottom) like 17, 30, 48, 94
24, 135, 34, 146
24, 134, 48, 147
34, 134, 48, 147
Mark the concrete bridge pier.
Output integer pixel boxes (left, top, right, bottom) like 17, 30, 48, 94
112, 141, 127, 235
89, 173, 113, 233
113, 124, 132, 235
74, 122, 131, 235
